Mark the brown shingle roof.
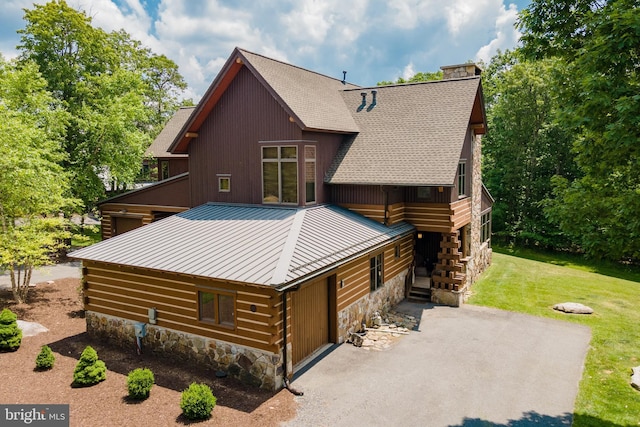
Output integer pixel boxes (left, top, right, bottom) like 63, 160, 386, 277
238, 49, 360, 133
326, 77, 481, 186
145, 107, 194, 158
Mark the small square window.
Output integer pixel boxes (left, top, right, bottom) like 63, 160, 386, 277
417, 187, 431, 200
218, 176, 230, 192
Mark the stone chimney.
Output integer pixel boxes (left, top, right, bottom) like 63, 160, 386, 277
440, 63, 482, 79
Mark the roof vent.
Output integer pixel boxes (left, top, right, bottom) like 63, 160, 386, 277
357, 92, 367, 112
368, 90, 377, 111
342, 70, 347, 85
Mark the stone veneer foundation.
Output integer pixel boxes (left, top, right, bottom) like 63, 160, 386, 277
85, 269, 409, 390
337, 269, 408, 342
85, 311, 282, 390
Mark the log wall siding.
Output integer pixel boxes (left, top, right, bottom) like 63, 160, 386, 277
336, 199, 472, 232
100, 203, 188, 239
335, 235, 413, 312
83, 261, 281, 353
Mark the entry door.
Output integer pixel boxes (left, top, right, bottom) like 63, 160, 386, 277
291, 278, 329, 365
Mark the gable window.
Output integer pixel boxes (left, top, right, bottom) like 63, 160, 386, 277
218, 175, 231, 192
198, 290, 235, 328
160, 160, 170, 180
457, 161, 466, 197
262, 146, 298, 204
370, 253, 383, 292
305, 146, 316, 204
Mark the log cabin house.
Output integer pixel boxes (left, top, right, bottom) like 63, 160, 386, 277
69, 48, 493, 390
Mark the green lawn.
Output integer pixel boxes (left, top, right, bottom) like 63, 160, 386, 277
468, 249, 640, 427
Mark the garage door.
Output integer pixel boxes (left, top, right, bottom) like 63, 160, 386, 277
291, 278, 329, 365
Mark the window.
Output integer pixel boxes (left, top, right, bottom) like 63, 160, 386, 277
160, 160, 170, 180
417, 187, 431, 200
370, 253, 383, 291
305, 146, 316, 204
262, 146, 298, 204
394, 243, 401, 259
218, 175, 230, 192
198, 290, 235, 327
457, 161, 466, 196
481, 210, 492, 244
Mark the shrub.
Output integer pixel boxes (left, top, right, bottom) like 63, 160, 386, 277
0, 308, 22, 351
126, 368, 154, 399
180, 383, 216, 420
35, 345, 55, 370
72, 345, 106, 387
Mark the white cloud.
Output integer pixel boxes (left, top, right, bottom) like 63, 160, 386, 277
475, 3, 521, 63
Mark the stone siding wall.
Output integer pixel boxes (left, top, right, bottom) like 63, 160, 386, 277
85, 311, 282, 390
337, 269, 408, 341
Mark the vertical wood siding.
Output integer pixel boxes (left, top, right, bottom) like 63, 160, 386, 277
189, 66, 303, 206
291, 278, 329, 365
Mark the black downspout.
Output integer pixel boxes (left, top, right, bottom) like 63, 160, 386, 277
282, 290, 303, 395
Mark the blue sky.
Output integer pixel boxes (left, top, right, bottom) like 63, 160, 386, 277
0, 0, 531, 101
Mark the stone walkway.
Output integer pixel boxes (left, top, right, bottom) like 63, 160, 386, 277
347, 308, 420, 351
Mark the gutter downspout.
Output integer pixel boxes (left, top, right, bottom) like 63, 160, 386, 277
282, 290, 303, 395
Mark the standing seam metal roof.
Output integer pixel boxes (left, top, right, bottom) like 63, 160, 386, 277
69, 203, 414, 288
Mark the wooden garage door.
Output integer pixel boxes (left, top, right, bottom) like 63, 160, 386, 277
291, 278, 329, 365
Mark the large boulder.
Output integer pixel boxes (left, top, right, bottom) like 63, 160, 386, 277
632, 366, 640, 392
553, 302, 594, 314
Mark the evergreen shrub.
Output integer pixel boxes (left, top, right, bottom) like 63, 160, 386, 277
126, 368, 154, 399
0, 308, 22, 351
180, 382, 216, 420
35, 345, 55, 370
72, 345, 106, 386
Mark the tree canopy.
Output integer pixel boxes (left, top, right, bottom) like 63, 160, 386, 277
518, 0, 640, 260
16, 0, 186, 208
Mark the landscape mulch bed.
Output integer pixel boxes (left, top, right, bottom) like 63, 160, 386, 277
0, 278, 296, 426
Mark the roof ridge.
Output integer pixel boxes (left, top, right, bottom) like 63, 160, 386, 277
270, 209, 306, 285
238, 47, 360, 88
343, 75, 481, 92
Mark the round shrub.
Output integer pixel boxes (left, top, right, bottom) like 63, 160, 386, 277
127, 368, 154, 399
72, 345, 106, 387
0, 308, 22, 351
180, 383, 216, 420
35, 345, 55, 370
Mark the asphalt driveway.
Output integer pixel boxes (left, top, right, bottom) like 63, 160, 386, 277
284, 302, 591, 427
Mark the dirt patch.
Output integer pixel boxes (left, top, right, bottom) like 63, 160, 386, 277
0, 279, 296, 426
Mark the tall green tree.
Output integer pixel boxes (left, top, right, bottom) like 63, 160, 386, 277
482, 51, 578, 248
0, 56, 75, 303
519, 0, 640, 260
378, 70, 442, 86
17, 0, 186, 208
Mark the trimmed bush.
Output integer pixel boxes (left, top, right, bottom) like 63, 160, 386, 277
35, 345, 55, 370
72, 345, 106, 387
0, 308, 22, 351
126, 368, 154, 400
180, 383, 216, 420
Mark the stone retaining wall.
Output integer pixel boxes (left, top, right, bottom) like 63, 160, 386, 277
337, 269, 408, 341
85, 311, 282, 390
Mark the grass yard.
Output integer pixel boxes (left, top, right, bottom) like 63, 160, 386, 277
468, 248, 640, 426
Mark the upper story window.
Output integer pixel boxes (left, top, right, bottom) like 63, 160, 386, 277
305, 146, 316, 204
160, 160, 169, 180
262, 146, 298, 204
218, 174, 230, 192
458, 161, 466, 197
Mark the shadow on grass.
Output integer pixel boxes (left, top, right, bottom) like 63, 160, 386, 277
47, 332, 277, 414
449, 411, 629, 427
494, 246, 640, 283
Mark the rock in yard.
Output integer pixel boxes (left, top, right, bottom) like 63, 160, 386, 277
553, 302, 594, 314
632, 366, 640, 392
349, 332, 364, 347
